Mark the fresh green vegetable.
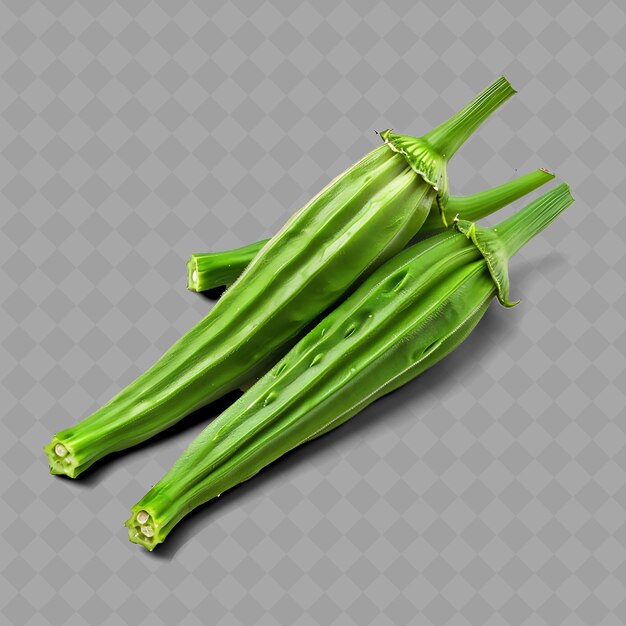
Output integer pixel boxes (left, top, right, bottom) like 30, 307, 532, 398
127, 184, 574, 550
45, 77, 515, 478
186, 169, 554, 292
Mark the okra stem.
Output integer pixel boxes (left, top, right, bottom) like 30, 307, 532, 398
186, 240, 268, 292
454, 183, 573, 307
444, 169, 554, 223
494, 183, 574, 258
424, 76, 516, 158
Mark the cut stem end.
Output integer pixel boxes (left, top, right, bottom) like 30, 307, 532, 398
126, 507, 163, 551
45, 438, 79, 478
186, 256, 201, 292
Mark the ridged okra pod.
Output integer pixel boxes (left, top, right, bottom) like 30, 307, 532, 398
46, 77, 515, 478
186, 169, 554, 291
127, 184, 574, 550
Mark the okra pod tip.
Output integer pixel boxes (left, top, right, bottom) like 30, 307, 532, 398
186, 255, 200, 292
126, 508, 158, 550
45, 438, 79, 478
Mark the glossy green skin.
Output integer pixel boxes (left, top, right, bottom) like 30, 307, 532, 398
46, 147, 436, 477
127, 231, 495, 549
46, 77, 516, 478
128, 183, 574, 550
187, 169, 554, 291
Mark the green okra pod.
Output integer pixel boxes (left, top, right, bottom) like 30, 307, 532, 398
186, 168, 555, 291
127, 184, 574, 550
46, 77, 515, 478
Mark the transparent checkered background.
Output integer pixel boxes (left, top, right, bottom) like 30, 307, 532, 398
2, 1, 625, 624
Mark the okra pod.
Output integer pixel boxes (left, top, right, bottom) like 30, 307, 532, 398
46, 77, 515, 478
127, 184, 574, 550
186, 169, 554, 291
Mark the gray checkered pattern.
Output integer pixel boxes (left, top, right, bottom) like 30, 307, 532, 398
2, 1, 625, 624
